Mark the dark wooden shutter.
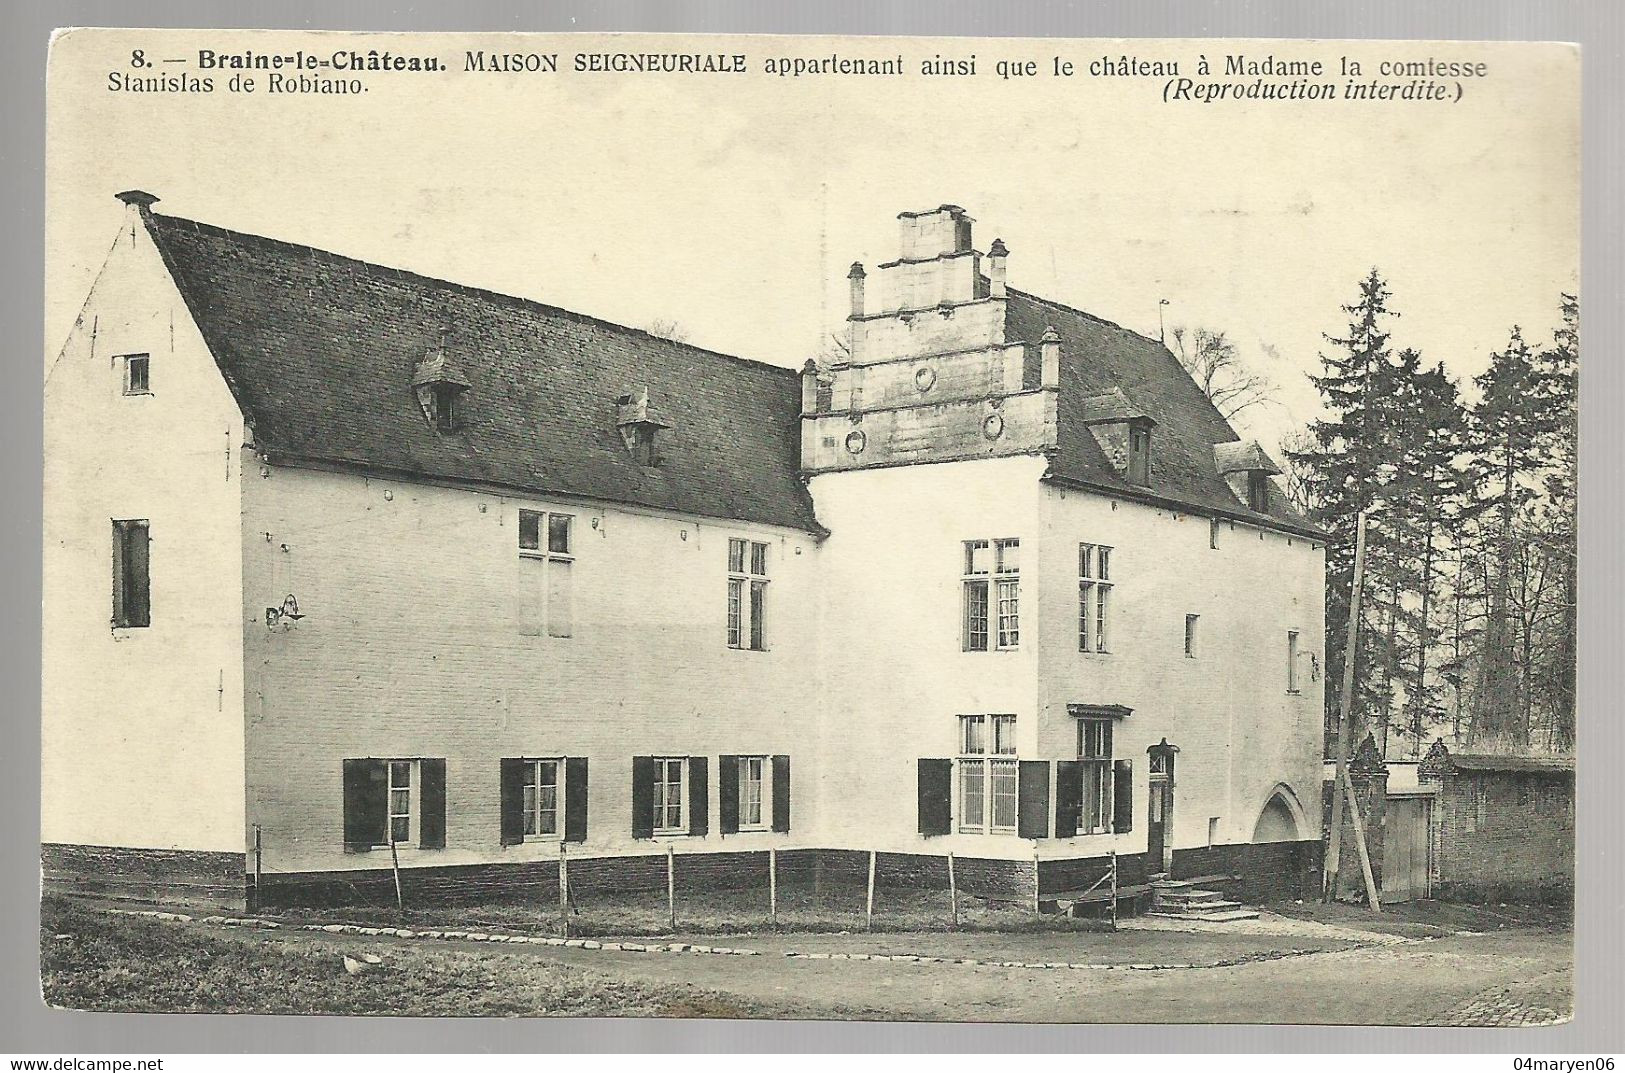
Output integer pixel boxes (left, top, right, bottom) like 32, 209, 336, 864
1055, 760, 1083, 838
343, 759, 386, 852
564, 757, 588, 843
718, 756, 740, 835
1017, 760, 1051, 839
917, 759, 952, 837
771, 754, 791, 833
1113, 760, 1134, 834
127, 523, 150, 627
631, 756, 655, 839
499, 758, 526, 846
688, 756, 709, 837
419, 758, 447, 849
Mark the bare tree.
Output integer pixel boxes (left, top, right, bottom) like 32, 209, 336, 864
1277, 427, 1323, 517
645, 318, 689, 344
1170, 326, 1277, 421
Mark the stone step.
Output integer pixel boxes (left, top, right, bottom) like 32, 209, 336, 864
1146, 907, 1261, 923
1155, 889, 1224, 904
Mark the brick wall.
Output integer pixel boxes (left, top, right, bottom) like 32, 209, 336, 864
42, 844, 247, 910
1171, 840, 1322, 903
1427, 769, 1573, 902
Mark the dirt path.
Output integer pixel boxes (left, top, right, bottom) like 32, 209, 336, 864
157, 911, 1571, 1024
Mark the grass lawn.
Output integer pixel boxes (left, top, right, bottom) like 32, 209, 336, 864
38, 896, 822, 1017
266, 882, 1116, 938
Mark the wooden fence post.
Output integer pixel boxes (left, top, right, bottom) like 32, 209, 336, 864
1033, 843, 1042, 915
946, 851, 959, 929
666, 842, 677, 931
865, 850, 876, 932
1109, 849, 1118, 929
388, 837, 405, 914
558, 841, 570, 938
769, 847, 778, 927
251, 824, 262, 913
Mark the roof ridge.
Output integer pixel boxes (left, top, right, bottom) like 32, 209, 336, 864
145, 210, 800, 380
1004, 286, 1163, 347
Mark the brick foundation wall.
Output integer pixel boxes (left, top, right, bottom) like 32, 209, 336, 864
1170, 839, 1322, 903
42, 843, 248, 910
1038, 852, 1148, 895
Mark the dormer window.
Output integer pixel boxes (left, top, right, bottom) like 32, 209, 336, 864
1128, 426, 1151, 485
430, 383, 457, 431
1247, 470, 1271, 512
412, 337, 471, 433
617, 387, 671, 467
1214, 440, 1284, 513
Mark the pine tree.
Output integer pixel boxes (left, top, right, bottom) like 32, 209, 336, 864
1467, 327, 1557, 749
1288, 269, 1405, 755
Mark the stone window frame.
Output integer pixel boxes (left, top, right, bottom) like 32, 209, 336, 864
518, 509, 574, 639
963, 538, 1020, 652
1078, 717, 1115, 835
956, 714, 1019, 835
726, 538, 770, 651
520, 757, 565, 842
652, 756, 688, 835
1079, 542, 1114, 654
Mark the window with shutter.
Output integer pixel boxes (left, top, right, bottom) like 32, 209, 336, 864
771, 755, 791, 833
342, 758, 389, 852
917, 758, 953, 837
499, 758, 526, 846
1112, 760, 1134, 834
718, 754, 741, 835
688, 756, 709, 837
1055, 760, 1083, 838
1017, 760, 1051, 839
419, 759, 447, 850
563, 756, 589, 843
631, 756, 656, 839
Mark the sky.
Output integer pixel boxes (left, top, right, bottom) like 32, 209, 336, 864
45, 31, 1579, 451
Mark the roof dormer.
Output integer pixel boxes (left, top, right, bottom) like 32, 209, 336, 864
1214, 440, 1283, 512
1080, 389, 1157, 486
412, 337, 471, 432
616, 387, 671, 466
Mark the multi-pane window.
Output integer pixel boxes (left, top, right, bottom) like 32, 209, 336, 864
1287, 630, 1301, 694
957, 714, 1018, 834
1185, 614, 1200, 657
111, 519, 150, 628
387, 760, 413, 845
1079, 718, 1114, 834
1078, 543, 1113, 653
122, 353, 150, 395
963, 539, 1019, 651
738, 755, 768, 829
653, 757, 686, 834
727, 539, 769, 650
519, 509, 573, 638
522, 758, 562, 838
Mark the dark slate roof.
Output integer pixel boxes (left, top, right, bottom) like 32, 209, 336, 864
142, 210, 821, 534
1002, 289, 1319, 536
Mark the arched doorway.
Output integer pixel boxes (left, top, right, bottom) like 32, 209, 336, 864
1251, 788, 1303, 843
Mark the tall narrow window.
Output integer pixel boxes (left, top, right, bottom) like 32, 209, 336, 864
957, 714, 1018, 833
387, 760, 413, 845
518, 509, 573, 638
122, 353, 150, 395
1247, 470, 1271, 512
653, 757, 686, 834
431, 383, 457, 431
1128, 426, 1152, 485
737, 755, 769, 829
1079, 543, 1113, 653
1185, 614, 1200, 658
727, 539, 770, 650
111, 519, 150, 628
964, 538, 1019, 651
1287, 630, 1301, 694
1078, 718, 1114, 834
522, 758, 562, 838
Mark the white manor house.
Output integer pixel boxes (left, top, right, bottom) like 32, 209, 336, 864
42, 193, 1326, 911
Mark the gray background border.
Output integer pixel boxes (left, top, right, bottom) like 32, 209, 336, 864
3, 0, 1617, 1055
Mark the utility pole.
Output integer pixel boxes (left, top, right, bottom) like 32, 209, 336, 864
1325, 511, 1366, 903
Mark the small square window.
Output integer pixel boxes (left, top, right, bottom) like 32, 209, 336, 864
123, 354, 150, 395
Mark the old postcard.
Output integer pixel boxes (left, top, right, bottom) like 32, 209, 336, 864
39, 29, 1577, 1026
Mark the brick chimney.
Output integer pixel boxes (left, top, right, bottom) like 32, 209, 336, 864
988, 238, 1009, 299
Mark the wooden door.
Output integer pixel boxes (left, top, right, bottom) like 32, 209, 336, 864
1381, 797, 1432, 902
